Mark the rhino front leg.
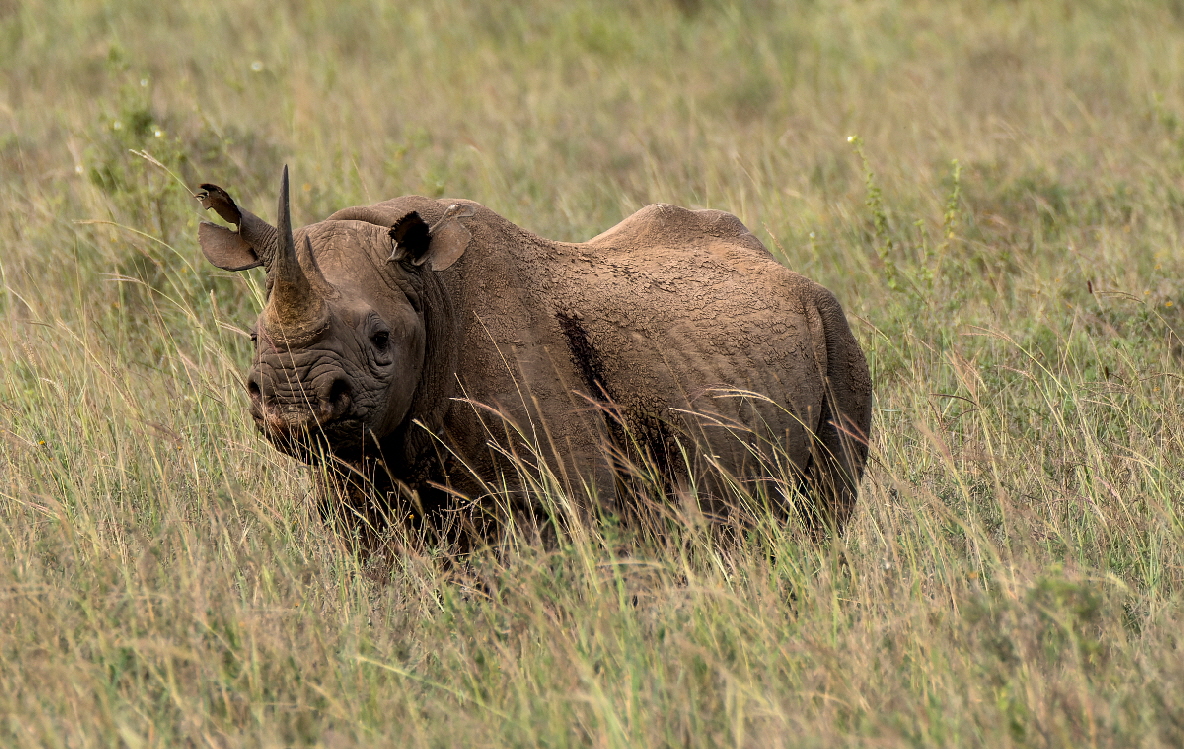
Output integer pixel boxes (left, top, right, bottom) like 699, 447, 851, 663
310, 462, 404, 556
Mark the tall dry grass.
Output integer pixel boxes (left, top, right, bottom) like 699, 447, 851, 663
3, 0, 1184, 745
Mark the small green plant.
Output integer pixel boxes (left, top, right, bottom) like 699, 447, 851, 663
924, 158, 962, 290
849, 142, 964, 303
850, 134, 902, 292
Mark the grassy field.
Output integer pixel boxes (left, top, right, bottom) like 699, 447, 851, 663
3, 0, 1184, 745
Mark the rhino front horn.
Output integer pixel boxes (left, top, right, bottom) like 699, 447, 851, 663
264, 166, 333, 344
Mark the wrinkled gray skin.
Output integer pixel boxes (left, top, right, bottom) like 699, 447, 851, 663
197, 168, 873, 549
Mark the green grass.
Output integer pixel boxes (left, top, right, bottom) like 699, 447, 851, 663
3, 0, 1184, 745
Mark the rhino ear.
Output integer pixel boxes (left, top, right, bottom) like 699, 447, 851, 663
198, 221, 262, 271
195, 183, 261, 272
426, 209, 473, 271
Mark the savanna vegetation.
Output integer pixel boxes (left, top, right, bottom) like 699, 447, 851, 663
3, 0, 1184, 745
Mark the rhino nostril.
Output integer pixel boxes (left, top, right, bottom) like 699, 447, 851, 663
246, 376, 266, 420
320, 377, 352, 421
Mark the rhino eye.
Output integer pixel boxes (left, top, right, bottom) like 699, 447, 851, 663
370, 330, 390, 351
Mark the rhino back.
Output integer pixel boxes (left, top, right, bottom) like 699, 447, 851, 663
558, 237, 832, 472
441, 203, 846, 480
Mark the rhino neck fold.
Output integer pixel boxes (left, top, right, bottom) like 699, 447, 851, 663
380, 268, 457, 470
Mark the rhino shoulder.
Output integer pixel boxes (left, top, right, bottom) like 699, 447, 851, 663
585, 203, 768, 255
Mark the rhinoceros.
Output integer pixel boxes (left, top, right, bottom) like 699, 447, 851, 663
196, 168, 871, 546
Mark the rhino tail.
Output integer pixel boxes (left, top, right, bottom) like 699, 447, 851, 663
803, 287, 873, 536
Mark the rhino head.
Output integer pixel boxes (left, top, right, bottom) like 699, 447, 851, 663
195, 168, 464, 464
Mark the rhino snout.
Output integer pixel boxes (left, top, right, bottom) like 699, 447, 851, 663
246, 371, 354, 432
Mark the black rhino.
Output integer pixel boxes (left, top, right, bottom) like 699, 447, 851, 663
197, 169, 871, 547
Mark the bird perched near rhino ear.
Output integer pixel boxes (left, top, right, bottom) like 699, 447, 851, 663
195, 183, 243, 226
387, 211, 431, 265
193, 174, 292, 272
387, 203, 476, 271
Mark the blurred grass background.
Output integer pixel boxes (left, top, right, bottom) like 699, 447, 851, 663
3, 0, 1184, 745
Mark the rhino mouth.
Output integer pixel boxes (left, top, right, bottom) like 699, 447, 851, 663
248, 366, 370, 462
258, 415, 369, 464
